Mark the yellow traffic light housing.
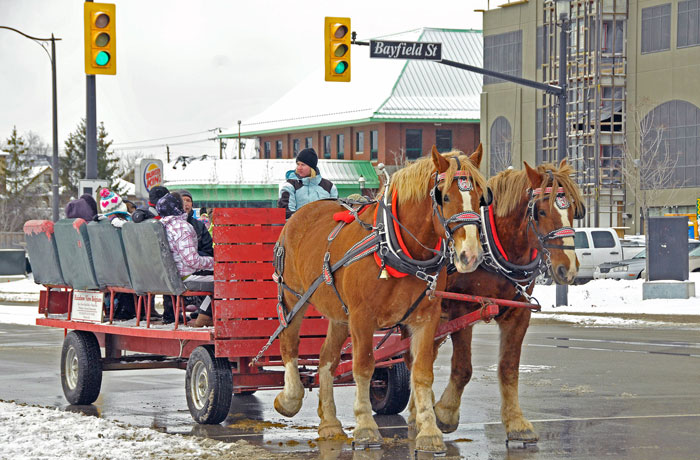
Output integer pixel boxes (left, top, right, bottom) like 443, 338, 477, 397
325, 17, 351, 82
84, 2, 116, 75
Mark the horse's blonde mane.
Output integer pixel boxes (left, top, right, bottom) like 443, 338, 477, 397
388, 150, 487, 205
487, 162, 584, 217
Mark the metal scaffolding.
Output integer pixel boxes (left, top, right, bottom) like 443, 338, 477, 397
541, 0, 628, 227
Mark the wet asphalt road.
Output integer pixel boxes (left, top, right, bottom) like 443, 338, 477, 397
1, 315, 699, 459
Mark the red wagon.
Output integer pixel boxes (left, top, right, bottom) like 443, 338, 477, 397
26, 208, 517, 424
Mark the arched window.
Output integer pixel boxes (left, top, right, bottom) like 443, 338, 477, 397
490, 116, 512, 176
641, 100, 700, 189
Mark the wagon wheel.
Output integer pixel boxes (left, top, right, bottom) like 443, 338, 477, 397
185, 345, 232, 424
370, 361, 411, 415
60, 330, 102, 405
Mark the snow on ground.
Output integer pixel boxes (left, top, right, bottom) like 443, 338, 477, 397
0, 274, 697, 457
0, 401, 289, 460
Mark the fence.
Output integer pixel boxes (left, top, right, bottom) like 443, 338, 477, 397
0, 232, 26, 249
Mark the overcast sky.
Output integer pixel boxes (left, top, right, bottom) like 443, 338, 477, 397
1, 0, 485, 162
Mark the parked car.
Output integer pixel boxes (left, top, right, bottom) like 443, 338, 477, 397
574, 228, 622, 283
595, 240, 700, 280
689, 245, 700, 272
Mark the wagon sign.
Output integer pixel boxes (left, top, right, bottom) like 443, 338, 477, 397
71, 290, 103, 323
369, 39, 442, 60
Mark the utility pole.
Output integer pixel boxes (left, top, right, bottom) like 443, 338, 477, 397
166, 145, 170, 163
237, 120, 242, 159
0, 26, 62, 222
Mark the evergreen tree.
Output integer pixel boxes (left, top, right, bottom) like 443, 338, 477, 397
2, 126, 35, 197
60, 119, 124, 197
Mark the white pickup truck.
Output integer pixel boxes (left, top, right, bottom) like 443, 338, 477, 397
574, 228, 622, 283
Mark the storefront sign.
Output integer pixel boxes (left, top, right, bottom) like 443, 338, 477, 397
135, 159, 163, 199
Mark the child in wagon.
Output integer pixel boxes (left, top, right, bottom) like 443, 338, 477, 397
98, 188, 131, 227
156, 192, 214, 327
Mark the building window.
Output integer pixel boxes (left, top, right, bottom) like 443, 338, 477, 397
305, 137, 313, 149
601, 19, 625, 53
436, 129, 452, 153
490, 116, 512, 176
337, 134, 345, 159
406, 129, 422, 160
356, 131, 364, 154
678, 0, 700, 48
483, 30, 522, 85
276, 140, 283, 158
641, 3, 671, 54
323, 135, 331, 159
641, 100, 700, 188
264, 141, 271, 159
600, 145, 623, 187
293, 139, 300, 155
370, 130, 378, 160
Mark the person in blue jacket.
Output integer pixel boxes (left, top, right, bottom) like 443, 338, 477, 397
278, 148, 338, 219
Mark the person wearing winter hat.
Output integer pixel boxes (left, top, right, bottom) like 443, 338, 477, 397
98, 188, 131, 228
278, 148, 337, 219
157, 193, 214, 327
132, 185, 170, 223
176, 189, 213, 257
65, 194, 98, 222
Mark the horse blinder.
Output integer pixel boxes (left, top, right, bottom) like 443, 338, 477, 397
574, 203, 586, 220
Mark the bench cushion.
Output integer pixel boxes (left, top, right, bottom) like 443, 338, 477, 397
23, 220, 66, 286
87, 220, 132, 289
184, 279, 214, 293
54, 219, 100, 290
121, 220, 186, 296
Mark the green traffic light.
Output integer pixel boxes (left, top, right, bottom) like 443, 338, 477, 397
95, 51, 110, 66
334, 61, 348, 74
95, 32, 110, 47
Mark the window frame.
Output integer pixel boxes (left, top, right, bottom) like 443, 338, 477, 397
405, 129, 423, 160
337, 133, 345, 159
275, 140, 283, 159
323, 135, 331, 159
355, 131, 364, 154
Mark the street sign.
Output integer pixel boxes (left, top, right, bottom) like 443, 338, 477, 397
135, 159, 164, 199
369, 40, 442, 60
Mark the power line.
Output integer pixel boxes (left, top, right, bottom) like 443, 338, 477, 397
112, 137, 217, 151
112, 128, 219, 146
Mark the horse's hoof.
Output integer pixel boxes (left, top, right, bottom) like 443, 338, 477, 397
353, 427, 382, 444
319, 423, 346, 439
274, 392, 302, 417
434, 404, 459, 433
415, 431, 446, 452
507, 428, 539, 443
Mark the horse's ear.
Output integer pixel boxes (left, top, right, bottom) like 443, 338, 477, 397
559, 157, 567, 169
431, 145, 450, 173
524, 161, 542, 189
469, 143, 483, 168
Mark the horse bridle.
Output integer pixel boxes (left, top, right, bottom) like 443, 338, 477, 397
526, 182, 578, 253
431, 158, 489, 244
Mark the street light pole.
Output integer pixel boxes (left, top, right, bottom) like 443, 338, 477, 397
237, 120, 242, 160
0, 26, 62, 222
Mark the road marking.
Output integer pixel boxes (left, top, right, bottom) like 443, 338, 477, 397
528, 343, 700, 358
546, 336, 700, 348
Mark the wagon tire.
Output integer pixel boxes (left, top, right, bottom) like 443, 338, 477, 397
370, 361, 411, 415
60, 330, 102, 405
185, 345, 232, 424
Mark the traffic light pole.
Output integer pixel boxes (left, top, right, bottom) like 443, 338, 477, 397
355, 19, 571, 304
86, 74, 97, 180
0, 26, 62, 222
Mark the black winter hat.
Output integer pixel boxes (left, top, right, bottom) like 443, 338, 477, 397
156, 193, 184, 217
148, 185, 170, 206
177, 189, 193, 201
296, 148, 319, 173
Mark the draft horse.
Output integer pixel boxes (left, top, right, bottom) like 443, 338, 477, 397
273, 146, 489, 452
433, 159, 584, 443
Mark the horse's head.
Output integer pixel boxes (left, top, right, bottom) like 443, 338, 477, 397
431, 145, 490, 273
524, 159, 585, 284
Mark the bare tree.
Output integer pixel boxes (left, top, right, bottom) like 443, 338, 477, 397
489, 133, 513, 177
620, 98, 680, 280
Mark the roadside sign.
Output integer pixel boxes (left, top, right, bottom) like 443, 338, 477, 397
135, 159, 163, 199
369, 40, 442, 60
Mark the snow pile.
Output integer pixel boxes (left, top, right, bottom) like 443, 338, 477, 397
0, 401, 286, 460
0, 274, 41, 303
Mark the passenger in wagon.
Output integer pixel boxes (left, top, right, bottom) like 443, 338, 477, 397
278, 148, 338, 219
176, 189, 213, 257
65, 193, 98, 221
98, 188, 131, 228
156, 193, 214, 327
132, 185, 169, 223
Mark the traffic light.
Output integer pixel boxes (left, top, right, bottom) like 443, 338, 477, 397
84, 2, 116, 75
325, 17, 351, 82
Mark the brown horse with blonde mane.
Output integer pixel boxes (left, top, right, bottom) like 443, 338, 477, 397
433, 159, 584, 443
273, 146, 488, 452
